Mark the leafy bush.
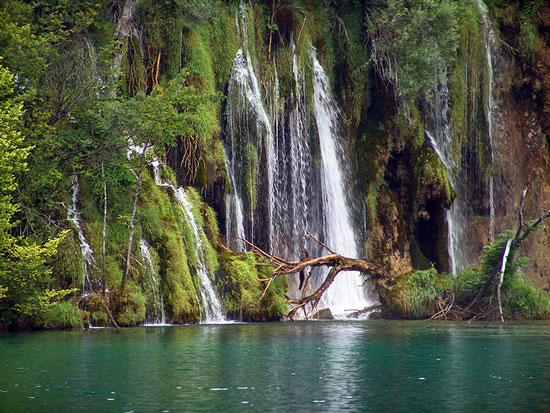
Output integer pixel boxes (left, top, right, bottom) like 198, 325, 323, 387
505, 274, 550, 319
111, 283, 146, 327
365, 0, 459, 107
389, 268, 451, 319
43, 301, 83, 329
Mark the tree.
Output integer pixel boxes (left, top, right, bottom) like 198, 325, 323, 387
0, 66, 75, 328
100, 71, 215, 294
365, 0, 459, 111
238, 234, 387, 320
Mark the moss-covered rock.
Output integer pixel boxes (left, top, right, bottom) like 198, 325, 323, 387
217, 251, 287, 321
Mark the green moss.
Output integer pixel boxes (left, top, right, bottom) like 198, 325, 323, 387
516, 0, 543, 55
414, 148, 453, 207
202, 202, 220, 246
52, 231, 84, 290
409, 240, 432, 270
123, 34, 147, 96
331, 3, 371, 131
139, 171, 201, 323
449, 2, 491, 187
218, 251, 287, 321
87, 293, 109, 327
505, 274, 550, 319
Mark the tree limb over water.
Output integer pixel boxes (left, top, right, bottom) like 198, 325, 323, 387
238, 233, 389, 321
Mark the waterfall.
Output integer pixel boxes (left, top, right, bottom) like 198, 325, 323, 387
224, 1, 275, 250
140, 238, 166, 325
311, 49, 371, 314
67, 175, 95, 295
473, 0, 497, 242
223, 2, 373, 316
151, 163, 226, 323
424, 67, 468, 275
269, 41, 317, 261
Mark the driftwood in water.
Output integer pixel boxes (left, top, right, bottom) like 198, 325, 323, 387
238, 233, 389, 320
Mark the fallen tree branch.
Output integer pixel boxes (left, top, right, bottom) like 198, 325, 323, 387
239, 234, 388, 321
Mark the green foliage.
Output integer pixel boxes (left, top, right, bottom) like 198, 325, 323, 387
139, 172, 201, 322
218, 252, 287, 321
0, 231, 81, 328
87, 293, 109, 327
0, 67, 83, 329
365, 0, 459, 108
112, 283, 146, 327
331, 4, 371, 131
0, 66, 29, 239
505, 274, 550, 319
389, 269, 451, 319
43, 300, 83, 329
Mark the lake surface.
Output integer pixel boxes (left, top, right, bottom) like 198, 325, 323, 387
1, 320, 549, 412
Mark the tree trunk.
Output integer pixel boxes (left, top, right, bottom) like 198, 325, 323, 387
237, 235, 389, 320
108, 0, 135, 97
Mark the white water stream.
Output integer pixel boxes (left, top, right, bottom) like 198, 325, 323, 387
223, 2, 374, 317
139, 237, 167, 325
311, 50, 371, 314
67, 175, 95, 295
425, 67, 468, 275
473, 0, 497, 242
151, 163, 226, 323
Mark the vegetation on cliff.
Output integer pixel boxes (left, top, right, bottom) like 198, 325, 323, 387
0, 0, 549, 329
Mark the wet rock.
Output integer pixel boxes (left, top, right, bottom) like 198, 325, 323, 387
312, 308, 335, 320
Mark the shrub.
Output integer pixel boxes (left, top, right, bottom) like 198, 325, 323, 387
43, 301, 83, 329
389, 268, 451, 319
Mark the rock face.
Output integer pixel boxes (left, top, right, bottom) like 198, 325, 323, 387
164, 2, 550, 294
360, 3, 550, 291
489, 4, 550, 290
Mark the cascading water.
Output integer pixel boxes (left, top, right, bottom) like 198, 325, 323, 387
311, 50, 371, 313
473, 0, 497, 242
139, 237, 166, 325
224, 2, 275, 250
223, 1, 374, 316
424, 68, 468, 275
151, 163, 226, 323
67, 175, 95, 295
269, 41, 318, 262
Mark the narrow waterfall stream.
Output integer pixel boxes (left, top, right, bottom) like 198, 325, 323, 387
473, 0, 497, 242
151, 163, 226, 323
425, 70, 467, 274
139, 238, 166, 325
311, 50, 372, 313
67, 175, 95, 295
224, 2, 275, 250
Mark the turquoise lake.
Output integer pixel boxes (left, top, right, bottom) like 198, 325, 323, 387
1, 320, 549, 412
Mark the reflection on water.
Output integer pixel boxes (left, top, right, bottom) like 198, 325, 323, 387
1, 321, 550, 411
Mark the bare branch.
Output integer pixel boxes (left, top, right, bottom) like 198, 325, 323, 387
306, 231, 335, 255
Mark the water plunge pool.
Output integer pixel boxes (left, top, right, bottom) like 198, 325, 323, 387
1, 320, 549, 411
